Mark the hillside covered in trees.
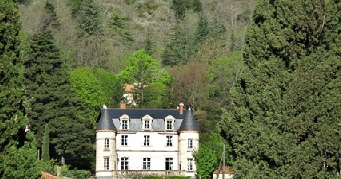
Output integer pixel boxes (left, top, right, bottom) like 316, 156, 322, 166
1, 0, 340, 178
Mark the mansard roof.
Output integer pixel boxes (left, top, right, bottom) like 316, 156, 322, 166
96, 108, 200, 132
178, 108, 200, 132
96, 108, 116, 131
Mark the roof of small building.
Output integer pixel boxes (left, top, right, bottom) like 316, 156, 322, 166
213, 166, 234, 174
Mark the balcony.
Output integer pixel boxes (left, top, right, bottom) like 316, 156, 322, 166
113, 170, 185, 177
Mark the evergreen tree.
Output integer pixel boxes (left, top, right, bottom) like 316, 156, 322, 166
77, 0, 102, 36
108, 11, 133, 47
24, 30, 93, 169
42, 1, 60, 31
194, 12, 209, 46
42, 123, 50, 162
223, 0, 341, 178
0, 0, 41, 177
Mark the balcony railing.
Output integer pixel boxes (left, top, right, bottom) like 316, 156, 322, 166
113, 170, 185, 177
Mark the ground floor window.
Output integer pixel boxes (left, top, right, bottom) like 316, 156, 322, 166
121, 157, 128, 170
104, 157, 109, 170
165, 157, 173, 170
187, 158, 193, 171
143, 158, 151, 170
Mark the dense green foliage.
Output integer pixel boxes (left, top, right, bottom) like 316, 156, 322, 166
42, 123, 50, 162
70, 67, 122, 119
223, 0, 341, 178
119, 49, 171, 85
24, 30, 93, 169
194, 133, 229, 178
0, 1, 42, 178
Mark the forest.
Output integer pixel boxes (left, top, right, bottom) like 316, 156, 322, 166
1, 0, 340, 178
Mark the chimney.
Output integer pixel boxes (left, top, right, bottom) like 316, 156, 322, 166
179, 103, 184, 114
120, 103, 126, 109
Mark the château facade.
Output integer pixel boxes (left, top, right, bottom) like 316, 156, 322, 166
96, 103, 200, 179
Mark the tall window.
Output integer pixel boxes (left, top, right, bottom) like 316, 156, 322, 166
166, 136, 173, 146
144, 120, 150, 129
188, 138, 193, 149
104, 138, 109, 150
122, 120, 128, 130
121, 157, 128, 170
121, 135, 128, 146
166, 121, 173, 130
104, 157, 109, 170
144, 135, 150, 146
165, 158, 173, 170
143, 158, 151, 170
187, 158, 193, 171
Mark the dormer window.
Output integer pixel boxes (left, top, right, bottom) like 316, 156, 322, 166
165, 115, 175, 131
142, 115, 153, 130
120, 114, 129, 130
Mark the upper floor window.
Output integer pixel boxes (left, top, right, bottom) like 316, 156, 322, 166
187, 158, 193, 171
188, 138, 193, 149
166, 136, 173, 146
104, 157, 109, 170
166, 121, 173, 130
121, 135, 128, 146
165, 115, 175, 130
122, 120, 128, 130
144, 135, 150, 146
142, 115, 153, 130
104, 138, 109, 150
120, 114, 129, 130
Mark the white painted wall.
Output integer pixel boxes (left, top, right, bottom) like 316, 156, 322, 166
179, 131, 199, 177
116, 132, 179, 170
96, 130, 116, 178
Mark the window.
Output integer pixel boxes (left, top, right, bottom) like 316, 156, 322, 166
122, 120, 128, 130
165, 158, 173, 170
143, 158, 151, 170
121, 157, 128, 170
188, 138, 193, 149
121, 135, 128, 146
144, 135, 150, 146
144, 120, 150, 129
187, 158, 193, 171
166, 136, 172, 146
104, 157, 109, 170
104, 138, 109, 150
142, 115, 153, 130
166, 121, 173, 130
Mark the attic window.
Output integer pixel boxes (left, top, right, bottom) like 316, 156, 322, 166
120, 114, 130, 130
165, 115, 175, 130
142, 115, 153, 130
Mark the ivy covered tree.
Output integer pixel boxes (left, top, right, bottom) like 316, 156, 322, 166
223, 0, 341, 178
0, 0, 42, 177
24, 30, 93, 169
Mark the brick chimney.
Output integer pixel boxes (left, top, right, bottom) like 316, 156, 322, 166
120, 103, 126, 109
179, 103, 184, 114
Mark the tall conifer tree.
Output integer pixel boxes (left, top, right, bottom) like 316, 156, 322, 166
0, 0, 41, 177
24, 30, 93, 168
224, 0, 341, 178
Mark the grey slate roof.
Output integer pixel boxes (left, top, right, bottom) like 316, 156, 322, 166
178, 108, 200, 132
97, 108, 116, 131
96, 108, 200, 132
